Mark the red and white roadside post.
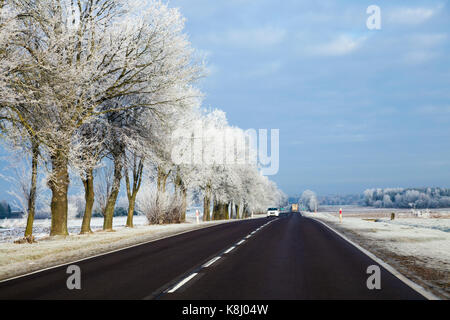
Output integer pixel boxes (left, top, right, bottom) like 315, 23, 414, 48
339, 208, 343, 223
195, 210, 200, 224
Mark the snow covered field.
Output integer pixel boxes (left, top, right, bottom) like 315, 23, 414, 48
0, 215, 150, 243
0, 207, 209, 243
305, 207, 450, 299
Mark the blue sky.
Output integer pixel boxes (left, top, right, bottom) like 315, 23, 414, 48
1, 0, 449, 201
168, 0, 450, 195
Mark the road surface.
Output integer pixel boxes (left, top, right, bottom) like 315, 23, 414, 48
0, 213, 426, 299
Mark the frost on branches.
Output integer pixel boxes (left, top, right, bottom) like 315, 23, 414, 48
0, 0, 285, 238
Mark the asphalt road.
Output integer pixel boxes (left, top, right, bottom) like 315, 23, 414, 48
0, 213, 426, 300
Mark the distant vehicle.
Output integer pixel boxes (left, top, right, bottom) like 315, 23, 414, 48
291, 204, 299, 212
267, 208, 280, 217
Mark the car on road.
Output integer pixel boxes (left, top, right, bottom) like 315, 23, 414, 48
267, 208, 280, 217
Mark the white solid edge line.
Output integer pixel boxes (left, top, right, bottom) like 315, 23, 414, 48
237, 239, 245, 245
0, 217, 268, 284
202, 256, 221, 268
311, 217, 440, 300
167, 273, 198, 293
224, 246, 235, 254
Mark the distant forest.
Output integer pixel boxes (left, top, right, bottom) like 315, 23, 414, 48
306, 187, 450, 209
363, 188, 450, 209
318, 194, 365, 206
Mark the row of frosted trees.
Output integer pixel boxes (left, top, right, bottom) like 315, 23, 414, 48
0, 0, 285, 238
364, 188, 450, 209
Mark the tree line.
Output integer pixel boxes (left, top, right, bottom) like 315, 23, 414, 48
297, 187, 450, 210
0, 0, 285, 238
363, 188, 450, 209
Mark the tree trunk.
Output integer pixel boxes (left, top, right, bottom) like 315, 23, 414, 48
125, 158, 143, 228
49, 151, 69, 236
157, 167, 163, 192
162, 175, 168, 192
126, 194, 136, 228
223, 203, 229, 220
156, 166, 169, 210
242, 205, 249, 219
203, 195, 210, 221
213, 202, 228, 221
235, 203, 240, 220
212, 199, 220, 220
180, 187, 187, 222
157, 166, 169, 193
103, 154, 123, 231
80, 167, 94, 234
24, 141, 39, 237
174, 171, 187, 223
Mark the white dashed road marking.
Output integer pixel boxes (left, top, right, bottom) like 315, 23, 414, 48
167, 273, 198, 293
224, 246, 235, 254
202, 256, 222, 268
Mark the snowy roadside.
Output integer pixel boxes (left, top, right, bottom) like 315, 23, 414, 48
303, 211, 450, 299
0, 216, 255, 282
0, 215, 151, 243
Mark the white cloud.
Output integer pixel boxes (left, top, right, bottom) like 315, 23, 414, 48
306, 34, 366, 56
387, 7, 439, 25
408, 33, 447, 47
202, 26, 286, 48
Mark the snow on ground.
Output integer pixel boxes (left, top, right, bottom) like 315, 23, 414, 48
0, 209, 218, 243
319, 205, 450, 218
0, 215, 150, 243
304, 207, 450, 299
0, 215, 245, 281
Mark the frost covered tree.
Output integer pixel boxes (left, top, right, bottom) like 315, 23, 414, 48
180, 109, 284, 220
1, 0, 287, 235
0, 0, 202, 235
74, 121, 108, 234
300, 190, 318, 212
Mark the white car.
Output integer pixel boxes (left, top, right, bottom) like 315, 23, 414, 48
267, 208, 280, 217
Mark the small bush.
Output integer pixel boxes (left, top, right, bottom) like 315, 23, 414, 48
137, 184, 183, 225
